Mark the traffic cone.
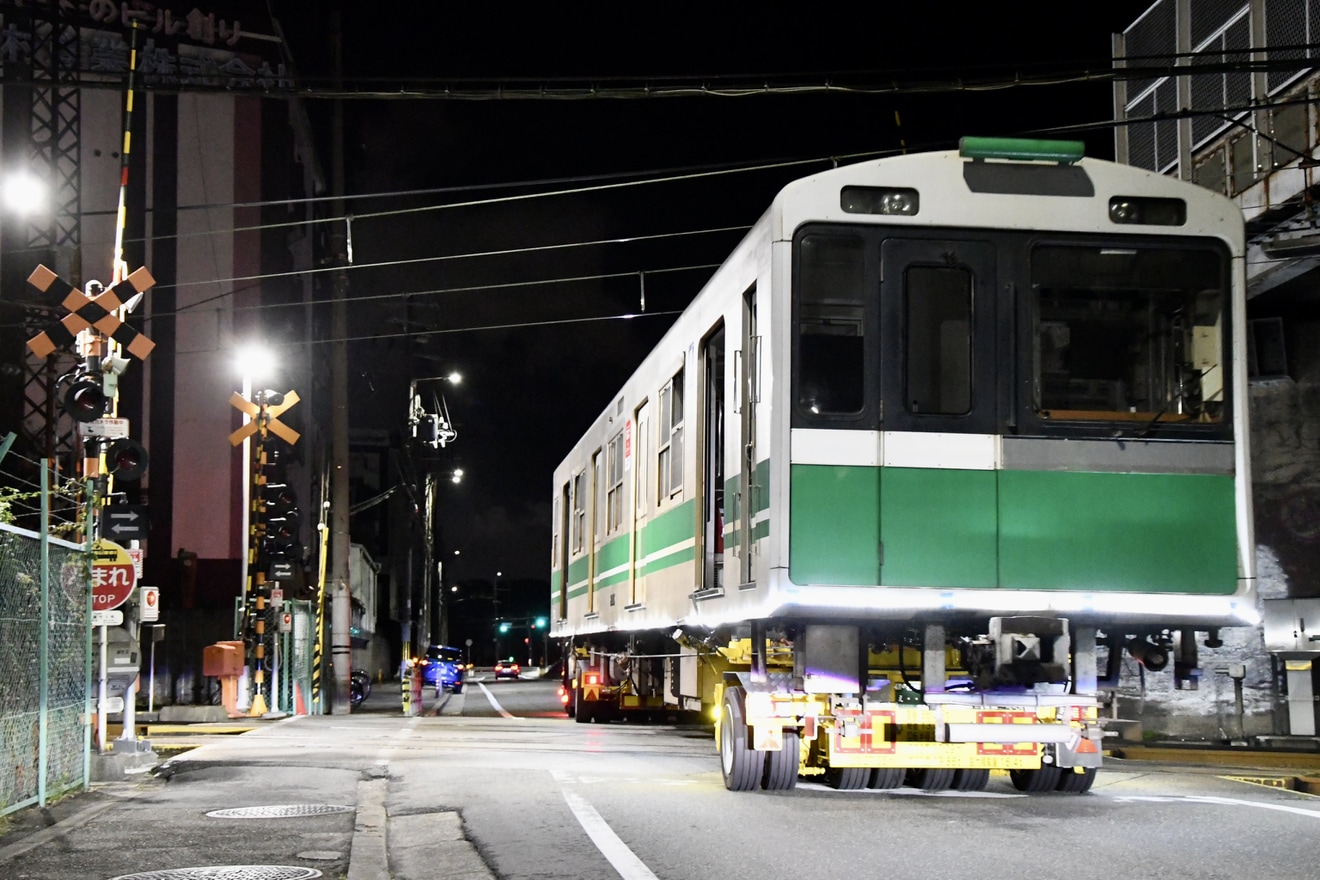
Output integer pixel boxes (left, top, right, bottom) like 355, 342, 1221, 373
248, 690, 269, 716
293, 682, 307, 715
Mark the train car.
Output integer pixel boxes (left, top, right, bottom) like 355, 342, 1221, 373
550, 137, 1256, 793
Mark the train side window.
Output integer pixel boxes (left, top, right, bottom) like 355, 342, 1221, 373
797, 233, 866, 415
571, 470, 587, 554
905, 266, 973, 414
658, 367, 685, 501
606, 429, 625, 533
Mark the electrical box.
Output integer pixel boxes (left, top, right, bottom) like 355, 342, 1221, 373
202, 640, 245, 677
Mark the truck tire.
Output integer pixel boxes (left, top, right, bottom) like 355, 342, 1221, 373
950, 768, 989, 791
827, 766, 869, 790
719, 687, 764, 791
907, 768, 955, 791
1010, 765, 1062, 792
760, 729, 799, 791
1055, 767, 1096, 793
868, 767, 905, 790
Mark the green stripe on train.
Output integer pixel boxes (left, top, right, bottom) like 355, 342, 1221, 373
789, 465, 1238, 593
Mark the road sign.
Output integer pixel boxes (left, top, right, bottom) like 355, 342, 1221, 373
92, 609, 124, 626
269, 587, 284, 607
92, 538, 137, 612
101, 504, 149, 541
270, 559, 295, 582
79, 417, 130, 439
140, 586, 160, 622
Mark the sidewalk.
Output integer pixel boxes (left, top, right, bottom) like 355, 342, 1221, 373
0, 681, 495, 880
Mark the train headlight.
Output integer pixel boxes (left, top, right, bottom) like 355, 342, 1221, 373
841, 186, 919, 216
1109, 196, 1186, 226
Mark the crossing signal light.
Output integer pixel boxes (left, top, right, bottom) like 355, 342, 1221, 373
105, 438, 149, 480
60, 370, 107, 422
260, 481, 301, 557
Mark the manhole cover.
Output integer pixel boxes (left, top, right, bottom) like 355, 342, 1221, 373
206, 805, 354, 819
107, 868, 322, 880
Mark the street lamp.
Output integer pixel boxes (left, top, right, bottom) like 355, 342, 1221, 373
407, 373, 461, 449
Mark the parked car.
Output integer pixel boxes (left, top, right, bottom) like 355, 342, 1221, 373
493, 659, 521, 680
420, 645, 466, 693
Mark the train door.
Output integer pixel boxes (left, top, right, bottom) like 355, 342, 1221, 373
878, 237, 999, 588
699, 324, 725, 593
737, 287, 758, 587
589, 448, 602, 613
631, 401, 650, 606
557, 482, 570, 620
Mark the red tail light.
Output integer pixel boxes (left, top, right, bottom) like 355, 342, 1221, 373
585, 672, 599, 685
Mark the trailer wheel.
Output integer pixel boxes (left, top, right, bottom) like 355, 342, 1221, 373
868, 767, 905, 790
906, 768, 955, 791
573, 686, 595, 724
1055, 767, 1096, 793
719, 687, 764, 791
760, 729, 799, 791
1009, 765, 1062, 792
827, 766, 869, 790
950, 768, 990, 792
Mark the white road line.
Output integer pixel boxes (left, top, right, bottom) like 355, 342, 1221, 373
478, 682, 520, 719
1111, 793, 1320, 818
553, 772, 659, 880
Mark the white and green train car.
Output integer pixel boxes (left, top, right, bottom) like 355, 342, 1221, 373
550, 138, 1257, 793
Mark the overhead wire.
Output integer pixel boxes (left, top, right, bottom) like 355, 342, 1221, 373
2, 42, 1314, 339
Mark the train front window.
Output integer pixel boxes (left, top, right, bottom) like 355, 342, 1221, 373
1031, 244, 1226, 424
797, 233, 866, 415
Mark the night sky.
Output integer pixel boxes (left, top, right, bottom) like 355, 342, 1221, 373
272, 3, 1158, 591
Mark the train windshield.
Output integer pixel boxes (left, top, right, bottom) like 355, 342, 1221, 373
1031, 244, 1226, 425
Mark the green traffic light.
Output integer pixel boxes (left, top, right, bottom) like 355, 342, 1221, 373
535, 617, 547, 629
498, 621, 510, 633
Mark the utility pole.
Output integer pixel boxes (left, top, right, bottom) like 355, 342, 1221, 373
328, 10, 352, 714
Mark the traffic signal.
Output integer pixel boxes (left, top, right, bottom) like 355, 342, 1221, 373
105, 438, 149, 480
59, 369, 107, 422
498, 621, 511, 634
534, 617, 548, 629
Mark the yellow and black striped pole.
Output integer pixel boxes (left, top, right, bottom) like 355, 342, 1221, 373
312, 492, 330, 713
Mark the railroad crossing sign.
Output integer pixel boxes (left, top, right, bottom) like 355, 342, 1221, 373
92, 538, 137, 612
228, 390, 301, 446
25, 265, 157, 360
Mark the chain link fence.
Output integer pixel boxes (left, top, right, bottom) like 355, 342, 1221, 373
0, 521, 90, 817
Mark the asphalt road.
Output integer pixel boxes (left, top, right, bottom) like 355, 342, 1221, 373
4, 674, 1320, 880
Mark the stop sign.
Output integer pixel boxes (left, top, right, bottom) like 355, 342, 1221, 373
92, 538, 137, 612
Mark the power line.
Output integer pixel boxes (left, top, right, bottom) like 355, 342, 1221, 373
174, 308, 686, 356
